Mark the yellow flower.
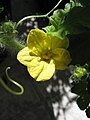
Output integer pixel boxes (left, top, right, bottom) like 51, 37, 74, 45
17, 29, 71, 81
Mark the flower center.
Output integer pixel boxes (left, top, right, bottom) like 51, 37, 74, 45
41, 50, 52, 60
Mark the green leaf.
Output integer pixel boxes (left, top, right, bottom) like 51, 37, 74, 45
49, 9, 66, 29
70, 0, 82, 8
44, 9, 68, 39
77, 96, 90, 110
79, 0, 90, 6
44, 25, 67, 39
86, 107, 90, 118
71, 81, 87, 95
43, 25, 55, 33
0, 21, 17, 34
78, 5, 90, 29
44, 0, 90, 39
63, 6, 87, 35
64, 5, 90, 34
44, 1, 83, 39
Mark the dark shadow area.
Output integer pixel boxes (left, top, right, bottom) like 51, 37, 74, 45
0, 0, 11, 21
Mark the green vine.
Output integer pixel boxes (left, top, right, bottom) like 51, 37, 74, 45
16, 0, 63, 27
0, 67, 24, 95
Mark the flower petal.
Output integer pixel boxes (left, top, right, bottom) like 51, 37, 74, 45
27, 29, 47, 53
27, 29, 69, 54
45, 35, 69, 50
27, 57, 43, 79
27, 59, 55, 81
52, 48, 71, 70
17, 47, 38, 66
